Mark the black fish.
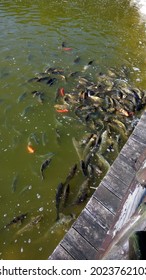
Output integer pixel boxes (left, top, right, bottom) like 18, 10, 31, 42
45, 67, 64, 75
74, 178, 90, 204
68, 71, 80, 78
5, 213, 28, 228
37, 76, 51, 83
40, 158, 52, 180
31, 91, 44, 104
64, 164, 77, 185
28, 77, 39, 83
62, 42, 66, 48
88, 60, 94, 65
80, 160, 88, 177
62, 184, 70, 207
56, 182, 64, 221
47, 78, 57, 86
74, 56, 81, 64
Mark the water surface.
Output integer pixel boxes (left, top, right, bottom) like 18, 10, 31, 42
0, 0, 146, 259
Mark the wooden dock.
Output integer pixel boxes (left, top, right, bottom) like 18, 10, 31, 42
49, 110, 146, 260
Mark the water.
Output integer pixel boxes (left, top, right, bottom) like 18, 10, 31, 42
0, 0, 146, 260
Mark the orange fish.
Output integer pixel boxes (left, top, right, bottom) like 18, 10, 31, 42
56, 109, 69, 113
27, 144, 35, 153
62, 47, 73, 51
59, 88, 65, 97
118, 108, 129, 117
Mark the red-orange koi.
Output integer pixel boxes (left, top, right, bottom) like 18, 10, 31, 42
27, 144, 35, 153
118, 108, 129, 117
62, 47, 73, 51
56, 109, 69, 113
59, 88, 65, 96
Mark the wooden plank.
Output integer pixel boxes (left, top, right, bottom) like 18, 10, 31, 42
127, 136, 146, 151
112, 154, 135, 175
135, 147, 146, 171
131, 131, 146, 145
102, 170, 128, 199
133, 115, 146, 131
48, 244, 74, 260
120, 144, 140, 167
110, 156, 135, 186
73, 209, 107, 250
93, 184, 121, 214
60, 227, 98, 260
133, 125, 146, 141
85, 196, 114, 229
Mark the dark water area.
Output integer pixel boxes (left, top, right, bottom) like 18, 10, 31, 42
0, 0, 146, 259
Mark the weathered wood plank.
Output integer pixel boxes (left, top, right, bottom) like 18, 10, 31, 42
133, 126, 146, 142
112, 154, 135, 175
85, 196, 114, 229
102, 170, 128, 199
120, 146, 139, 168
60, 227, 98, 260
93, 184, 121, 214
110, 156, 135, 186
121, 137, 145, 162
131, 132, 146, 145
48, 244, 74, 260
73, 209, 107, 250
135, 147, 146, 171
133, 116, 146, 131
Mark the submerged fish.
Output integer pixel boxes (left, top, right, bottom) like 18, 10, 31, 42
95, 152, 110, 172
40, 158, 52, 180
64, 164, 78, 186
47, 213, 76, 236
45, 67, 64, 75
11, 174, 18, 193
37, 76, 51, 83
16, 214, 43, 235
62, 184, 70, 208
20, 105, 33, 117
31, 91, 44, 104
74, 178, 90, 204
56, 182, 64, 221
36, 152, 54, 160
41, 132, 48, 146
80, 159, 88, 177
72, 137, 83, 161
27, 144, 35, 154
17, 92, 27, 103
60, 42, 73, 51
19, 185, 32, 195
82, 60, 94, 72
27, 132, 39, 145
47, 77, 57, 86
74, 56, 81, 64
5, 213, 28, 229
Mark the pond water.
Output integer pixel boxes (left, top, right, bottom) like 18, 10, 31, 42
0, 0, 146, 260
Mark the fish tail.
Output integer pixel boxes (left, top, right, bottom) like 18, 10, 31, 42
41, 172, 44, 180
56, 211, 60, 221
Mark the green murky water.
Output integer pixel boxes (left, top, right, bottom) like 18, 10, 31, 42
0, 0, 146, 260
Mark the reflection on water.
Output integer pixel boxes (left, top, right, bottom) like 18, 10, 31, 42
0, 0, 146, 259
